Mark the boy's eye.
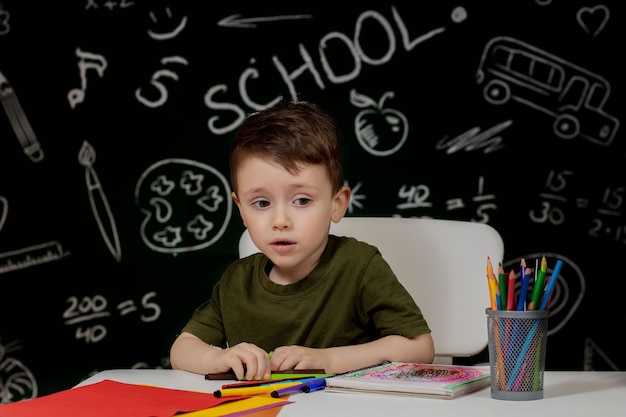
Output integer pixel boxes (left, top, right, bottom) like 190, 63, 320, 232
253, 200, 270, 208
294, 198, 311, 206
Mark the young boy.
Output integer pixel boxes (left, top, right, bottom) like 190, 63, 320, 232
170, 100, 434, 380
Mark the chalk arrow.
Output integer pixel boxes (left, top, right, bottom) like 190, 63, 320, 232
218, 13, 313, 28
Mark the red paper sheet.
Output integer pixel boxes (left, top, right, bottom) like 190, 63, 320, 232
0, 379, 243, 417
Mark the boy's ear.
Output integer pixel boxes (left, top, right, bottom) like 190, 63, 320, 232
231, 191, 240, 207
232, 192, 247, 227
331, 186, 351, 223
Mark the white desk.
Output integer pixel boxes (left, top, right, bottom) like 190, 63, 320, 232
76, 369, 626, 417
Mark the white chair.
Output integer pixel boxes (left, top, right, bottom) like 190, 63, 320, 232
238, 216, 505, 364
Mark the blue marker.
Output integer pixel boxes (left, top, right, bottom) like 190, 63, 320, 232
303, 378, 327, 393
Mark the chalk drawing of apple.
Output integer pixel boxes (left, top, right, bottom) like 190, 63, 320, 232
351, 88, 408, 156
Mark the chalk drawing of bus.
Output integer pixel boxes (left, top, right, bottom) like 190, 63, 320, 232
476, 36, 619, 146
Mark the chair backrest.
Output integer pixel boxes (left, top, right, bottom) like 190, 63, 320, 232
238, 216, 504, 364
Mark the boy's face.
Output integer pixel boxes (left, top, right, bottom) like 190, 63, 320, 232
232, 156, 349, 283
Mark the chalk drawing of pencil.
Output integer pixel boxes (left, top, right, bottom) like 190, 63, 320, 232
0, 70, 44, 162
78, 141, 122, 262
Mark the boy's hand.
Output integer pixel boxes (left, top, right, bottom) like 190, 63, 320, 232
269, 345, 327, 372
220, 342, 271, 380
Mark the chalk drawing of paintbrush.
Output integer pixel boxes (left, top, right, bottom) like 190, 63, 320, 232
78, 140, 122, 262
0, 70, 43, 162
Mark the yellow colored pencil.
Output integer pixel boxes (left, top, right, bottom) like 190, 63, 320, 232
486, 257, 498, 310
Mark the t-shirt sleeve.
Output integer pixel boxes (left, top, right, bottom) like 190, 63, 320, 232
358, 250, 432, 338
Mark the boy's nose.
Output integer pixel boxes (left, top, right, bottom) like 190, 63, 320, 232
271, 207, 291, 229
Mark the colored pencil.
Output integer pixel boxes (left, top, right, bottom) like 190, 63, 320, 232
498, 262, 507, 310
517, 258, 530, 311
539, 259, 563, 310
507, 269, 516, 310
486, 257, 498, 310
529, 255, 547, 310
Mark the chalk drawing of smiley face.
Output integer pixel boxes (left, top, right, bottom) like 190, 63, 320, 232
135, 159, 232, 254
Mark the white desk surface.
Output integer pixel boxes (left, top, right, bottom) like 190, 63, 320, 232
76, 369, 626, 417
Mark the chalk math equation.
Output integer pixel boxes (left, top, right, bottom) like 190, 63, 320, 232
62, 291, 160, 344
529, 169, 625, 244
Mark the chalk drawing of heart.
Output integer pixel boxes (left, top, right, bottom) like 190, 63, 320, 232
0, 196, 7, 232
577, 5, 609, 37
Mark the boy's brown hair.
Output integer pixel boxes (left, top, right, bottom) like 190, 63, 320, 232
230, 100, 344, 194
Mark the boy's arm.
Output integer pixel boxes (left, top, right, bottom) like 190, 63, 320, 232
170, 331, 272, 380
270, 333, 435, 374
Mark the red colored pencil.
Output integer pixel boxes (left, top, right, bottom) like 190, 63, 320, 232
507, 269, 516, 310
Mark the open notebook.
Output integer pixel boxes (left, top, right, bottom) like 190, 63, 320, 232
325, 362, 490, 399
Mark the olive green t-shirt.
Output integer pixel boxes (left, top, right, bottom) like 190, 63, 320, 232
181, 235, 431, 352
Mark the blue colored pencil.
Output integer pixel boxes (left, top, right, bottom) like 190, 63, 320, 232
539, 260, 563, 310
517, 259, 531, 311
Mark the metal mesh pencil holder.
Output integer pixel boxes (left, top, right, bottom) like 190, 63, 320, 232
486, 308, 549, 400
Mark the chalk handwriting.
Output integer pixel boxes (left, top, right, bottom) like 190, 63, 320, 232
529, 169, 573, 226
530, 170, 625, 244
84, 0, 135, 11
204, 6, 456, 135
450, 176, 497, 223
63, 292, 161, 344
135, 7, 189, 107
397, 176, 496, 223
588, 186, 625, 244
397, 184, 433, 210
